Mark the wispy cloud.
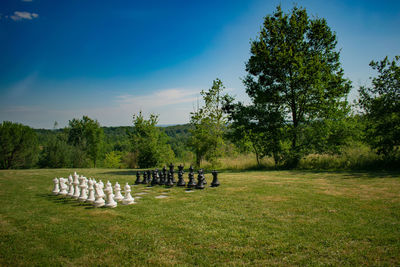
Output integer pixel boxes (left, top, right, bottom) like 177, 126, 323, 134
10, 11, 38, 21
22, 0, 34, 2
116, 88, 199, 109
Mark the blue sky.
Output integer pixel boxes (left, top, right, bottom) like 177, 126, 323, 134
0, 0, 399, 128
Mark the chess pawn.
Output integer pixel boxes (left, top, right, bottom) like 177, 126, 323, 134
86, 179, 95, 203
146, 170, 151, 184
67, 175, 74, 197
162, 166, 167, 181
177, 164, 186, 186
122, 183, 135, 205
201, 169, 207, 185
52, 177, 60, 195
166, 172, 174, 187
105, 180, 112, 191
104, 183, 117, 208
59, 178, 68, 196
211, 170, 220, 187
113, 182, 124, 202
159, 171, 165, 185
187, 167, 196, 188
151, 170, 158, 186
72, 174, 80, 199
78, 177, 88, 202
196, 170, 205, 189
142, 172, 148, 184
93, 183, 105, 208
135, 171, 142, 184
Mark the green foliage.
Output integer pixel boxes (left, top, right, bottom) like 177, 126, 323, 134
0, 121, 39, 169
103, 151, 122, 168
189, 79, 227, 167
359, 55, 400, 159
161, 124, 192, 159
227, 5, 351, 168
66, 116, 104, 167
129, 112, 174, 168
38, 132, 73, 168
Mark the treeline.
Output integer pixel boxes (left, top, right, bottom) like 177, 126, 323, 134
1, 5, 399, 170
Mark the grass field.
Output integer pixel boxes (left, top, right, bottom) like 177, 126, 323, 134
0, 169, 399, 266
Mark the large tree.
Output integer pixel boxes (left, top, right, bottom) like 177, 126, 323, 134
0, 121, 39, 169
189, 79, 227, 167
228, 5, 351, 167
67, 116, 104, 167
359, 55, 400, 159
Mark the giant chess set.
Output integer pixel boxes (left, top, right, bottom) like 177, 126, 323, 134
51, 164, 220, 208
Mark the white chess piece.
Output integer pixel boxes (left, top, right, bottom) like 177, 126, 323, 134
52, 177, 60, 195
59, 178, 68, 196
98, 180, 104, 190
122, 183, 135, 205
72, 174, 80, 199
67, 175, 74, 197
78, 176, 88, 202
104, 181, 117, 208
86, 179, 95, 203
113, 182, 124, 202
93, 183, 105, 208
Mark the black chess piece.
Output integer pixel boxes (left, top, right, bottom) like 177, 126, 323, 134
146, 170, 151, 184
202, 169, 207, 185
195, 169, 205, 189
151, 169, 158, 186
211, 170, 220, 187
142, 171, 148, 184
187, 165, 196, 188
159, 170, 165, 185
135, 171, 142, 184
166, 172, 174, 187
155, 168, 160, 184
177, 164, 186, 186
169, 163, 176, 183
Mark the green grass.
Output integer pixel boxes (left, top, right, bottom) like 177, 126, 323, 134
1, 169, 399, 266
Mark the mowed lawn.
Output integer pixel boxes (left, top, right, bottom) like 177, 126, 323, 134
0, 169, 399, 266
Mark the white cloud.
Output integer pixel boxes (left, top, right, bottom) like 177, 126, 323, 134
116, 88, 199, 109
10, 11, 39, 21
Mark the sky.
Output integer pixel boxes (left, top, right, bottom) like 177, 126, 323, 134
0, 0, 399, 129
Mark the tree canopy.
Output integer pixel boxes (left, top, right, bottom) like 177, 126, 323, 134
359, 55, 400, 159
189, 79, 227, 167
129, 112, 174, 168
226, 5, 351, 167
66, 116, 104, 167
0, 121, 38, 169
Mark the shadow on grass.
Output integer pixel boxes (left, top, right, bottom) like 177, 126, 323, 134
38, 193, 98, 207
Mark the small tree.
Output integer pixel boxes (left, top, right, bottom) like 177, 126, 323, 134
66, 116, 104, 167
189, 79, 227, 167
103, 151, 122, 168
359, 55, 400, 159
129, 112, 174, 168
0, 121, 39, 169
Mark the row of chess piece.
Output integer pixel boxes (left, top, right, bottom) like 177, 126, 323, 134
135, 164, 220, 189
52, 172, 134, 208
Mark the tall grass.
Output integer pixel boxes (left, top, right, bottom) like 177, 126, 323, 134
180, 145, 398, 171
